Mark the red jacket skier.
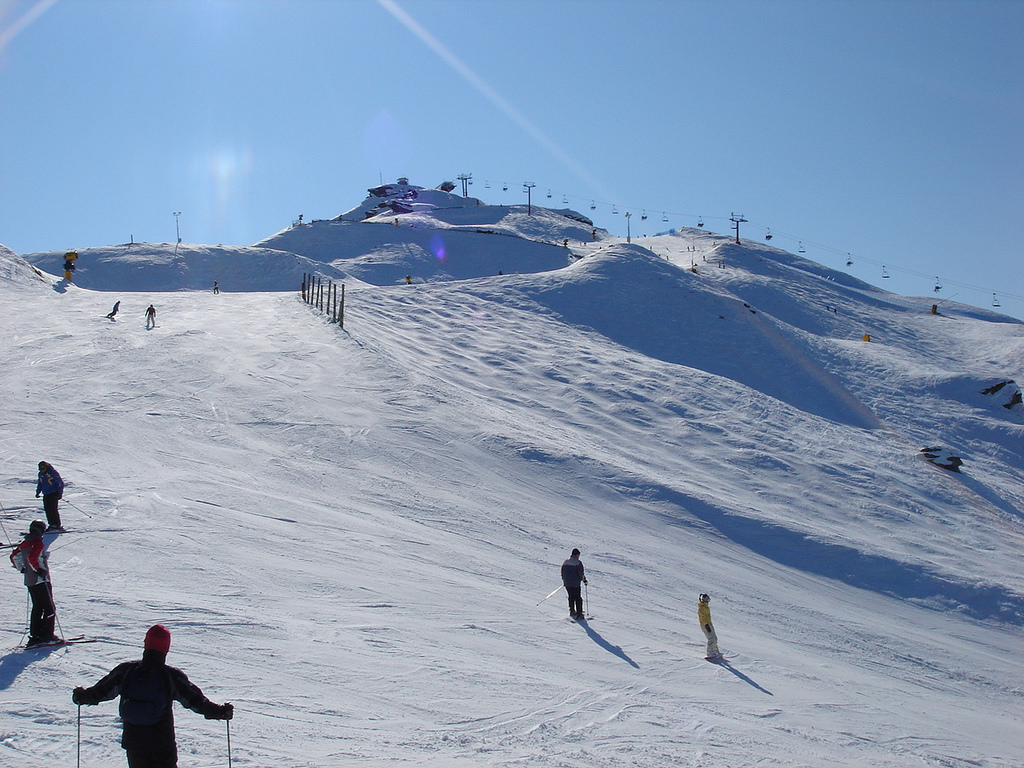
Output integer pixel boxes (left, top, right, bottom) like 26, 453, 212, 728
9, 520, 58, 646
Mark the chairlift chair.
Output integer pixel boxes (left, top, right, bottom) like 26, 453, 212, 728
546, 189, 552, 198
612, 204, 619, 214
562, 194, 568, 204
765, 228, 772, 241
503, 182, 508, 191
993, 293, 1001, 307
641, 210, 648, 221
590, 200, 596, 210
798, 241, 806, 253
882, 266, 890, 279
933, 277, 942, 293
697, 216, 704, 227
846, 254, 853, 267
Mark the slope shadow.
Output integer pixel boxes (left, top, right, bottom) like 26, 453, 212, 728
625, 479, 1024, 626
577, 620, 640, 668
0, 645, 58, 690
717, 660, 773, 696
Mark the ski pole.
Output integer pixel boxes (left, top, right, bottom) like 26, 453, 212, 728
584, 582, 589, 618
226, 719, 232, 768
63, 499, 94, 519
0, 502, 14, 543
77, 703, 81, 768
536, 585, 564, 606
49, 581, 67, 641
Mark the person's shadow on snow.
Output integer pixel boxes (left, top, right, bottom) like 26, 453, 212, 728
577, 620, 640, 668
0, 644, 61, 690
716, 659, 773, 695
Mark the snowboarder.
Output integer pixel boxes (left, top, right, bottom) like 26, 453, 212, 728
145, 304, 157, 329
9, 520, 59, 646
35, 460, 64, 530
698, 593, 721, 658
106, 300, 121, 319
561, 548, 587, 620
73, 625, 234, 768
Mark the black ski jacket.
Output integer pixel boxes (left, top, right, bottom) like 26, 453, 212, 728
75, 652, 227, 755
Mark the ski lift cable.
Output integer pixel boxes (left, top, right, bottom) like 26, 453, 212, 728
483, 180, 1024, 307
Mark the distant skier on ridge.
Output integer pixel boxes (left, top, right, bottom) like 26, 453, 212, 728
145, 304, 157, 329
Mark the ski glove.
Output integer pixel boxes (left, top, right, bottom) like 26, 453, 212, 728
72, 687, 95, 706
206, 703, 234, 720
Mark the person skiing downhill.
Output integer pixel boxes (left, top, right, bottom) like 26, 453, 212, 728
561, 548, 587, 620
106, 300, 121, 319
73, 624, 233, 768
35, 460, 64, 530
145, 304, 157, 329
698, 593, 721, 658
9, 520, 59, 646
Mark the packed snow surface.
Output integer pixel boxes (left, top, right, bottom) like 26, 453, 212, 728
2, 187, 1024, 767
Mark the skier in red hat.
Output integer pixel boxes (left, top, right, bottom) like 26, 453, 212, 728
73, 624, 233, 767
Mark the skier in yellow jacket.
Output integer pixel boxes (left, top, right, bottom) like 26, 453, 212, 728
698, 593, 721, 659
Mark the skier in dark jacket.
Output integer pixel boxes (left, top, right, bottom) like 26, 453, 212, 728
561, 548, 587, 620
73, 625, 233, 768
9, 520, 59, 646
35, 460, 64, 530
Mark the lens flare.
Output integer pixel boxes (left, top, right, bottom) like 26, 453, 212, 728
0, 0, 60, 54
430, 233, 447, 262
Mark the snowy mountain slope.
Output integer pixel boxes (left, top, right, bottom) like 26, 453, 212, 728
0, 245, 47, 286
2, 202, 1024, 766
20, 242, 346, 293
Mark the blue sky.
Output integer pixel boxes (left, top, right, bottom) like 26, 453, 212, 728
2, 0, 1022, 317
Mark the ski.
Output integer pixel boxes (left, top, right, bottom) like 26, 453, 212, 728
19, 635, 98, 650
704, 655, 729, 663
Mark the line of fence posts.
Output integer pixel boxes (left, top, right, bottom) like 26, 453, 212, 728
301, 272, 344, 328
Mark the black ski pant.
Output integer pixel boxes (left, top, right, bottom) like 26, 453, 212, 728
566, 586, 583, 617
42, 493, 62, 528
126, 749, 177, 768
27, 582, 56, 641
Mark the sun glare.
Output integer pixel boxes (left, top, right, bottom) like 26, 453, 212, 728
0, 0, 59, 54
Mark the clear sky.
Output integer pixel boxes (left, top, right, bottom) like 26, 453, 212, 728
2, 0, 1022, 317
